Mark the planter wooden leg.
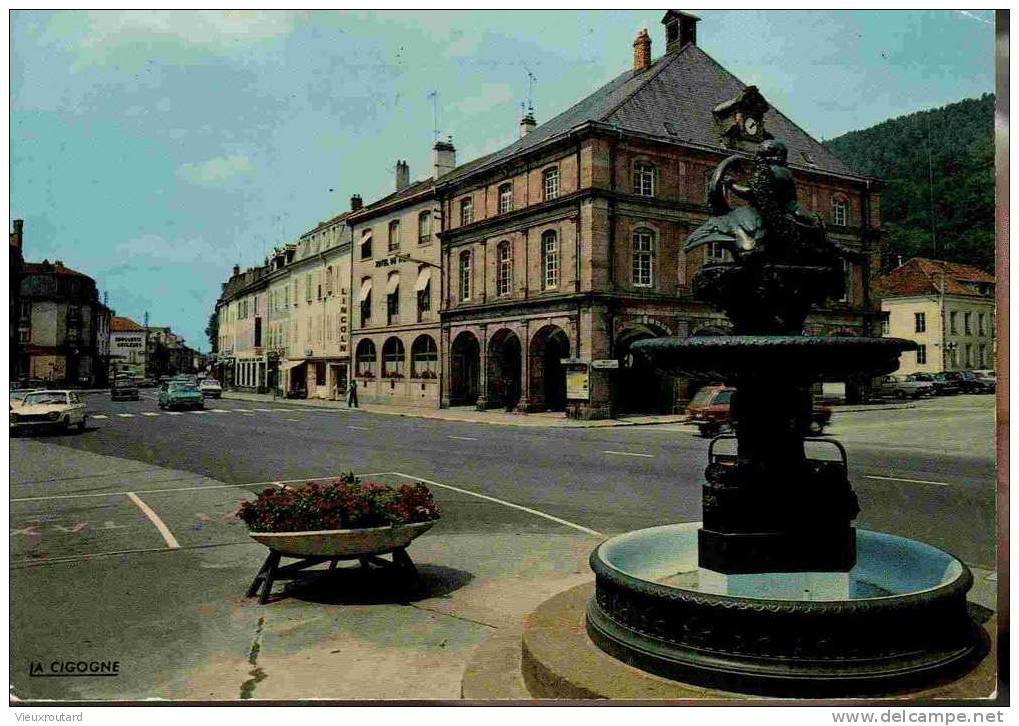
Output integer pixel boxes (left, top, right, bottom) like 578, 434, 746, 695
392, 548, 420, 583
246, 552, 274, 598
359, 556, 372, 570
258, 551, 282, 605
329, 558, 338, 571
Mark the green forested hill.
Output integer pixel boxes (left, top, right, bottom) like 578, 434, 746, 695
824, 94, 995, 273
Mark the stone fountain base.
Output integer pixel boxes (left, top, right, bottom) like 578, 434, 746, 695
583, 523, 987, 697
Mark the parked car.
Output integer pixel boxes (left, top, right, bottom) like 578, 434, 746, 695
199, 378, 223, 399
871, 374, 935, 400
686, 384, 831, 438
906, 372, 952, 396
158, 381, 205, 410
138, 377, 158, 388
10, 390, 87, 434
110, 377, 141, 401
9, 389, 40, 408
945, 370, 995, 394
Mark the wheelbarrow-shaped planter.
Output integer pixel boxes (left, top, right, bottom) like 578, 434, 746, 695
245, 521, 436, 604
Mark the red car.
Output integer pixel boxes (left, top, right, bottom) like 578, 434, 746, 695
686, 384, 832, 438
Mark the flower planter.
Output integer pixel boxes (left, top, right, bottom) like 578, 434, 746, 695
248, 521, 435, 558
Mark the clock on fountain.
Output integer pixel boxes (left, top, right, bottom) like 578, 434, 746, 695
713, 85, 772, 151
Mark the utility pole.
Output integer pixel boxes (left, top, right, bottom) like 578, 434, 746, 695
143, 310, 150, 380
427, 90, 439, 143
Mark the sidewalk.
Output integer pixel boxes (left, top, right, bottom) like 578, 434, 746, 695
221, 391, 689, 428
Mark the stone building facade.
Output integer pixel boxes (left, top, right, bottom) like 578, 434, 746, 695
435, 12, 882, 418
874, 257, 996, 375
348, 157, 444, 408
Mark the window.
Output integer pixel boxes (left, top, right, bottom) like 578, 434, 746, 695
633, 162, 656, 197
360, 280, 371, 327
497, 241, 513, 296
978, 313, 985, 336
950, 311, 958, 334
382, 337, 405, 378
19, 329, 30, 343
964, 312, 971, 335
460, 197, 473, 226
316, 363, 326, 386
417, 281, 431, 321
317, 273, 323, 300
914, 312, 926, 333
541, 231, 559, 289
326, 267, 334, 296
355, 339, 376, 378
706, 242, 729, 262
632, 229, 654, 287
388, 220, 400, 252
990, 312, 995, 338
949, 347, 958, 368
387, 273, 399, 325
360, 230, 372, 259
978, 344, 986, 368
839, 259, 852, 303
305, 274, 313, 302
418, 211, 431, 244
459, 250, 472, 301
916, 344, 927, 365
543, 167, 559, 201
411, 335, 438, 379
881, 318, 890, 335
832, 196, 848, 226
965, 344, 972, 368
499, 183, 513, 214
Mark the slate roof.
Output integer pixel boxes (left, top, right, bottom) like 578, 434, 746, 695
443, 42, 859, 185
22, 261, 93, 279
350, 178, 435, 222
872, 258, 995, 299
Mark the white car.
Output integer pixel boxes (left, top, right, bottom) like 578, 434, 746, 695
199, 378, 222, 398
10, 390, 87, 433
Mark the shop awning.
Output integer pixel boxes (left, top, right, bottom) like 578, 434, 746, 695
279, 359, 306, 372
414, 268, 431, 292
358, 278, 372, 302
385, 273, 400, 294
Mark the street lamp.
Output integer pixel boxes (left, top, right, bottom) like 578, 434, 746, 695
944, 341, 958, 371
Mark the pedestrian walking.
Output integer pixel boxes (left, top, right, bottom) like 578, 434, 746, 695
347, 378, 359, 408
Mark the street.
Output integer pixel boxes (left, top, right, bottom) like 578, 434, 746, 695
9, 392, 997, 700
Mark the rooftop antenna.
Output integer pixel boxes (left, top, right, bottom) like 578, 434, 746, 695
525, 69, 536, 115
427, 90, 439, 142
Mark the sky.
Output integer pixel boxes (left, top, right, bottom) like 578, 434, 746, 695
9, 9, 996, 351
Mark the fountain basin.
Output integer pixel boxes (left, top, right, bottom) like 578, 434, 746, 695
632, 335, 916, 381
587, 523, 986, 696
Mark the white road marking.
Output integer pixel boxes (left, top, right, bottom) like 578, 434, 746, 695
115, 413, 134, 418
389, 471, 604, 537
603, 450, 655, 458
167, 412, 183, 416
210, 409, 230, 413
271, 408, 292, 412
92, 415, 108, 420
141, 412, 160, 417
11, 541, 255, 568
284, 418, 301, 422
232, 409, 253, 413
189, 410, 208, 414
13, 482, 261, 503
125, 492, 180, 549
347, 425, 369, 430
448, 435, 478, 441
253, 408, 273, 412
865, 474, 951, 487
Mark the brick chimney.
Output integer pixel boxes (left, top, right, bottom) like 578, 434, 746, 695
395, 160, 410, 191
662, 10, 699, 54
519, 109, 536, 138
232, 264, 240, 277
433, 137, 456, 178
633, 28, 651, 71
350, 194, 363, 211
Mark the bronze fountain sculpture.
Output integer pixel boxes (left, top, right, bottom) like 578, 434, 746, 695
585, 140, 986, 696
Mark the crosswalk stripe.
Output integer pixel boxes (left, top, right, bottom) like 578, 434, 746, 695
141, 412, 160, 417
92, 414, 108, 419
116, 413, 134, 418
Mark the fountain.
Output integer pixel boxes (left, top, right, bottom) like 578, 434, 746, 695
584, 140, 987, 697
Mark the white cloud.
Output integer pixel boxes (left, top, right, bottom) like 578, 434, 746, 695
177, 153, 255, 187
453, 83, 516, 115
43, 10, 304, 66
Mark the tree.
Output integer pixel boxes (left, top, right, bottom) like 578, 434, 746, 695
205, 309, 219, 354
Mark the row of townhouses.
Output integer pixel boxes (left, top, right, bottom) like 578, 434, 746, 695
213, 12, 885, 419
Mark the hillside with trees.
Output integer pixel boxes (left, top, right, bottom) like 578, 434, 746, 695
824, 94, 995, 273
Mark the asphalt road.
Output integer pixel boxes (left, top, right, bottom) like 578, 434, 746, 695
9, 391, 997, 700
14, 390, 997, 568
